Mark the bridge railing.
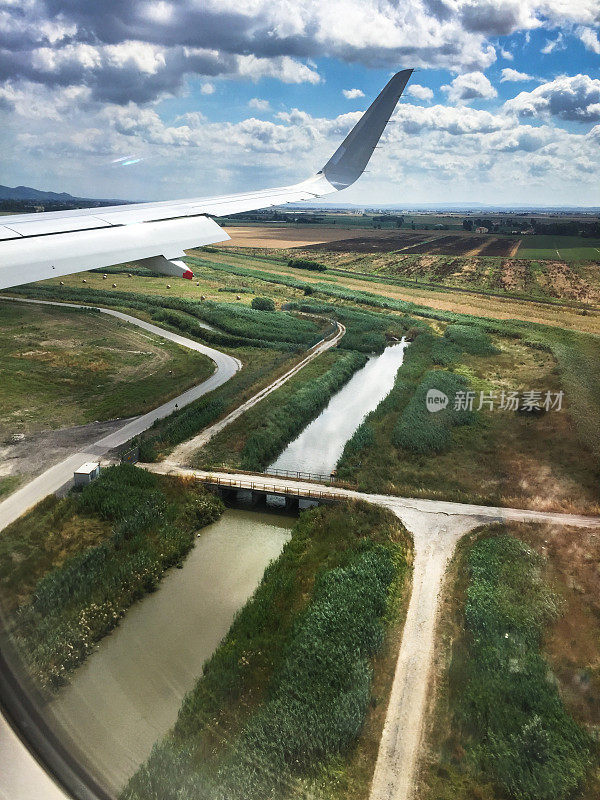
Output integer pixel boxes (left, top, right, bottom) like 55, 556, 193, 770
198, 474, 348, 501
264, 467, 339, 484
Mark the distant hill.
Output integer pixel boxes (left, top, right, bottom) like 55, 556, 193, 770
0, 184, 127, 204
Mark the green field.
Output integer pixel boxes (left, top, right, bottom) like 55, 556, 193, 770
517, 235, 600, 261
0, 300, 214, 436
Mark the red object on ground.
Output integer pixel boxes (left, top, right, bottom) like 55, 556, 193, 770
182, 269, 194, 280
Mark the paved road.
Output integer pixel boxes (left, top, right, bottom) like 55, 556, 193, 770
0, 297, 242, 533
149, 466, 600, 800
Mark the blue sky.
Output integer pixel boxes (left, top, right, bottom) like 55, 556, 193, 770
0, 1, 599, 206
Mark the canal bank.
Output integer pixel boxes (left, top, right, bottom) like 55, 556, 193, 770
42, 509, 293, 795
268, 340, 408, 476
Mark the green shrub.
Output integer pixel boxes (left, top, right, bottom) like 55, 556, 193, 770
288, 258, 327, 272
431, 337, 462, 366
215, 546, 395, 797
444, 324, 500, 356
251, 296, 275, 311
11, 466, 224, 689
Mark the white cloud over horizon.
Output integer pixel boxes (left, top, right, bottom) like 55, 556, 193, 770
0, 0, 598, 205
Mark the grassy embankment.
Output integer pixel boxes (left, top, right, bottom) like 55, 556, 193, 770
122, 500, 413, 800
0, 465, 223, 691
0, 299, 215, 436
337, 320, 600, 512
419, 526, 599, 800
192, 349, 367, 472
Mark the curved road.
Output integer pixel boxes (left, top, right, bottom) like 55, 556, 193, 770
0, 296, 242, 532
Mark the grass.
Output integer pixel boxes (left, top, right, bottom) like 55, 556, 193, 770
138, 346, 295, 461
393, 370, 475, 455
0, 299, 215, 436
121, 500, 412, 800
0, 465, 224, 691
419, 528, 597, 800
9, 284, 322, 351
193, 350, 367, 471
0, 475, 21, 500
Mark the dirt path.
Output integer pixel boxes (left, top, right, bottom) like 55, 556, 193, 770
368, 509, 476, 800
165, 319, 345, 465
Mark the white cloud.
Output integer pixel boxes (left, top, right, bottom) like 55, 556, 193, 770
248, 97, 271, 111
577, 26, 600, 54
541, 32, 565, 54
342, 88, 365, 99
500, 68, 535, 82
391, 103, 512, 135
2, 77, 599, 206
442, 71, 497, 104
504, 74, 600, 122
200, 82, 215, 95
1, 1, 599, 205
236, 55, 321, 84
406, 84, 434, 101
499, 47, 514, 61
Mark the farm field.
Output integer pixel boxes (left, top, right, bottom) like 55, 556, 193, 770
214, 225, 600, 313
418, 523, 600, 800
223, 224, 600, 262
0, 299, 214, 437
517, 234, 600, 261
186, 249, 600, 335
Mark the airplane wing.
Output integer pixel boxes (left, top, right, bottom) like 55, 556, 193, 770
0, 69, 412, 290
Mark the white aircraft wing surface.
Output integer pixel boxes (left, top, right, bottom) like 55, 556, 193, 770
0, 69, 412, 290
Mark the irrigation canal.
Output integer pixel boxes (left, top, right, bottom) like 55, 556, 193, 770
37, 341, 410, 794
269, 339, 408, 475
43, 509, 293, 795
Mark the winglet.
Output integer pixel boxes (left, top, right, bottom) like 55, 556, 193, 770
320, 69, 413, 190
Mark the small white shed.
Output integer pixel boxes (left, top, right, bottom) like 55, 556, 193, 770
74, 462, 100, 486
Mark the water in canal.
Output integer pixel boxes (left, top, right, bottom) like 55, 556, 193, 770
43, 509, 293, 795
268, 340, 408, 476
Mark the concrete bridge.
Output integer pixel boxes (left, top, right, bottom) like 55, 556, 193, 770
193, 471, 349, 512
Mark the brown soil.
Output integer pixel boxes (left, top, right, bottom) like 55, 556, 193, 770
221, 225, 385, 249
